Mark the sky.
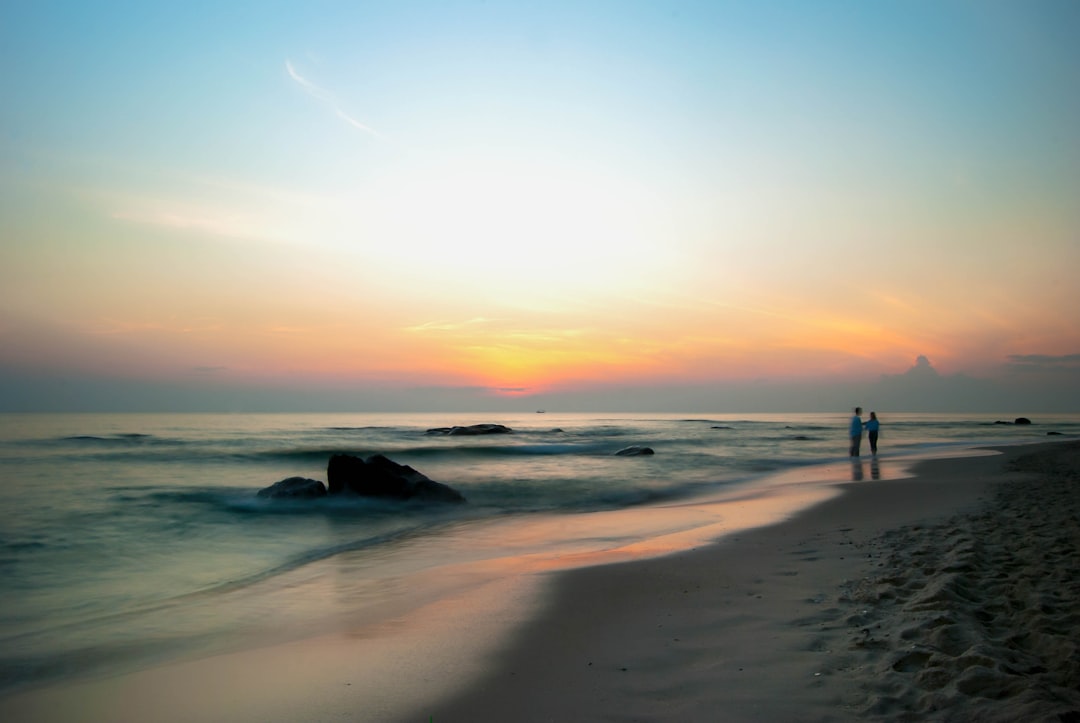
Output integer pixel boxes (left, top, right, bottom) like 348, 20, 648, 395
1, 0, 1079, 413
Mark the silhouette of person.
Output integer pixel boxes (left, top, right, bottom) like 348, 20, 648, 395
865, 411, 880, 455
848, 407, 863, 457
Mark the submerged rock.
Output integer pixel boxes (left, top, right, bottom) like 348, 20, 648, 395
425, 424, 513, 436
327, 453, 466, 503
257, 476, 327, 499
1014, 417, 1032, 425
614, 446, 654, 456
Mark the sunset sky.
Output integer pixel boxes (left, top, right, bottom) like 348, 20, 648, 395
2, 1, 1078, 412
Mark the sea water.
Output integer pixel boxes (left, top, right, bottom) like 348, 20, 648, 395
1, 411, 1076, 695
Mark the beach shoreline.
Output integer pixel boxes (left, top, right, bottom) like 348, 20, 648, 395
2, 440, 1078, 722
429, 440, 1080, 722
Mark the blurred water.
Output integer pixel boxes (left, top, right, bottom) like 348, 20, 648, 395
0, 411, 1075, 694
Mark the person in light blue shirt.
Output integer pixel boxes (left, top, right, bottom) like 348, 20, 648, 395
849, 407, 863, 457
865, 411, 880, 455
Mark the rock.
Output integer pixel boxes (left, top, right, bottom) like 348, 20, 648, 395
1047, 431, 1063, 436
615, 446, 654, 456
791, 435, 811, 441
257, 476, 327, 499
327, 453, 466, 503
425, 424, 513, 436
1014, 417, 1032, 425
712, 426, 733, 430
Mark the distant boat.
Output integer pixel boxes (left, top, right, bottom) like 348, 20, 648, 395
536, 409, 546, 413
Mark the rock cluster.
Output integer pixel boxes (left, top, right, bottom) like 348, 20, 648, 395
615, 446, 654, 456
425, 424, 513, 436
256, 476, 326, 498
257, 454, 465, 503
327, 453, 465, 502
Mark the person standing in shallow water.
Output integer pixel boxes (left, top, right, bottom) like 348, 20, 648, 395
849, 407, 863, 457
865, 411, 880, 455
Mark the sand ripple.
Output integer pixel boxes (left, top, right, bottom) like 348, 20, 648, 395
837, 445, 1080, 721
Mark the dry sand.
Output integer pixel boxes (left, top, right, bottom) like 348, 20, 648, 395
431, 441, 1080, 722
2, 441, 1078, 722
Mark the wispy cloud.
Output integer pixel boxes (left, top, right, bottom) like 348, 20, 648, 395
285, 59, 382, 139
1006, 353, 1080, 372
83, 318, 225, 335
1008, 353, 1080, 365
96, 176, 337, 246
403, 318, 500, 333
110, 206, 259, 239
191, 365, 228, 375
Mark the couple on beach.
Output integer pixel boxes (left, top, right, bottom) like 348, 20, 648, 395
849, 407, 880, 457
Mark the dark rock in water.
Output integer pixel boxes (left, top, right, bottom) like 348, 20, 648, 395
425, 424, 513, 436
1047, 431, 1063, 436
712, 426, 733, 430
327, 454, 466, 503
615, 446, 654, 456
257, 477, 327, 499
989, 414, 1032, 425
791, 435, 811, 441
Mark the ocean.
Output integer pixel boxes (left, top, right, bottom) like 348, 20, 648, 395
1, 411, 1077, 697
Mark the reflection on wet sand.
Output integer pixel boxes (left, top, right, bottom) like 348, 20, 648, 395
853, 456, 883, 481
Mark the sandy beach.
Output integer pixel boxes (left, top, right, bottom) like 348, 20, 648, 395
2, 440, 1078, 722
433, 440, 1080, 722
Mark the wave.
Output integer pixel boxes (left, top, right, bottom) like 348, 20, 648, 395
129, 486, 457, 519
256, 441, 623, 463
110, 454, 750, 526
60, 433, 157, 443
322, 426, 388, 431
13, 438, 655, 470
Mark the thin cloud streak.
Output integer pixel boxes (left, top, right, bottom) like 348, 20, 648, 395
1005, 353, 1080, 372
1008, 353, 1080, 365
285, 59, 382, 139
403, 318, 502, 333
